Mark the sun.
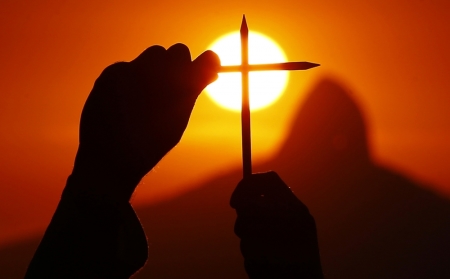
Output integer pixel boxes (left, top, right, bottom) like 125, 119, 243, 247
205, 31, 289, 111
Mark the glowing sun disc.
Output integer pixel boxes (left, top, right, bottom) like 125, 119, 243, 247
205, 31, 289, 111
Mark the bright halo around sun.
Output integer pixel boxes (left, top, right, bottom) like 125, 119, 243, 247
205, 31, 289, 111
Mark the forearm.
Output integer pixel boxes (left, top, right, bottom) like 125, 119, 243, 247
25, 175, 147, 279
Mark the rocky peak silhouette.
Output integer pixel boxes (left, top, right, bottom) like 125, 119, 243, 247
276, 78, 370, 186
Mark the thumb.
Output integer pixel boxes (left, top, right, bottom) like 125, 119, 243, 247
190, 50, 221, 94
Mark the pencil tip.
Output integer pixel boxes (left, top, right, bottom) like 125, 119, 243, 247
240, 15, 248, 33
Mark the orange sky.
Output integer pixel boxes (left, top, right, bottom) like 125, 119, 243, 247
1, 0, 450, 246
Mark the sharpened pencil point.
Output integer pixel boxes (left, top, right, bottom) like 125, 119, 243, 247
241, 15, 248, 34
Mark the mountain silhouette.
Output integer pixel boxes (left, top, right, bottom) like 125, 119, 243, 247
1, 77, 449, 278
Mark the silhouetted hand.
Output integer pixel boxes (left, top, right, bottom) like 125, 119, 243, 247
70, 44, 220, 201
25, 44, 220, 279
231, 171, 323, 279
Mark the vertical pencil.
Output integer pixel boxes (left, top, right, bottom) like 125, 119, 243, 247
241, 15, 252, 178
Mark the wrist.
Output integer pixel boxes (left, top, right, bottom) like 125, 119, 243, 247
64, 171, 140, 203
67, 148, 145, 203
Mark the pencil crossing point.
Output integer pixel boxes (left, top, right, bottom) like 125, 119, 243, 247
230, 15, 319, 179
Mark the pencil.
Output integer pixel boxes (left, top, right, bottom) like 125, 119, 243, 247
219, 61, 320, 72
240, 15, 252, 178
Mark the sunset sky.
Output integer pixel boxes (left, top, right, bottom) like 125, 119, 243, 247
1, 0, 450, 247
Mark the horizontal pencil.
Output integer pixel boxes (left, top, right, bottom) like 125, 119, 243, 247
219, 61, 320, 72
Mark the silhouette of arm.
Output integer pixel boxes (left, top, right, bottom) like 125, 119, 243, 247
231, 171, 324, 279
25, 44, 220, 278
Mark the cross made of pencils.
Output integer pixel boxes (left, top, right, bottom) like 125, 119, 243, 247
218, 15, 320, 178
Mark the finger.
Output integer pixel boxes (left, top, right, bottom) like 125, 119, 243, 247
131, 45, 167, 70
259, 172, 309, 212
167, 43, 192, 67
250, 172, 295, 199
230, 171, 279, 209
96, 62, 129, 83
258, 172, 297, 199
190, 50, 221, 94
166, 44, 193, 94
231, 171, 308, 211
